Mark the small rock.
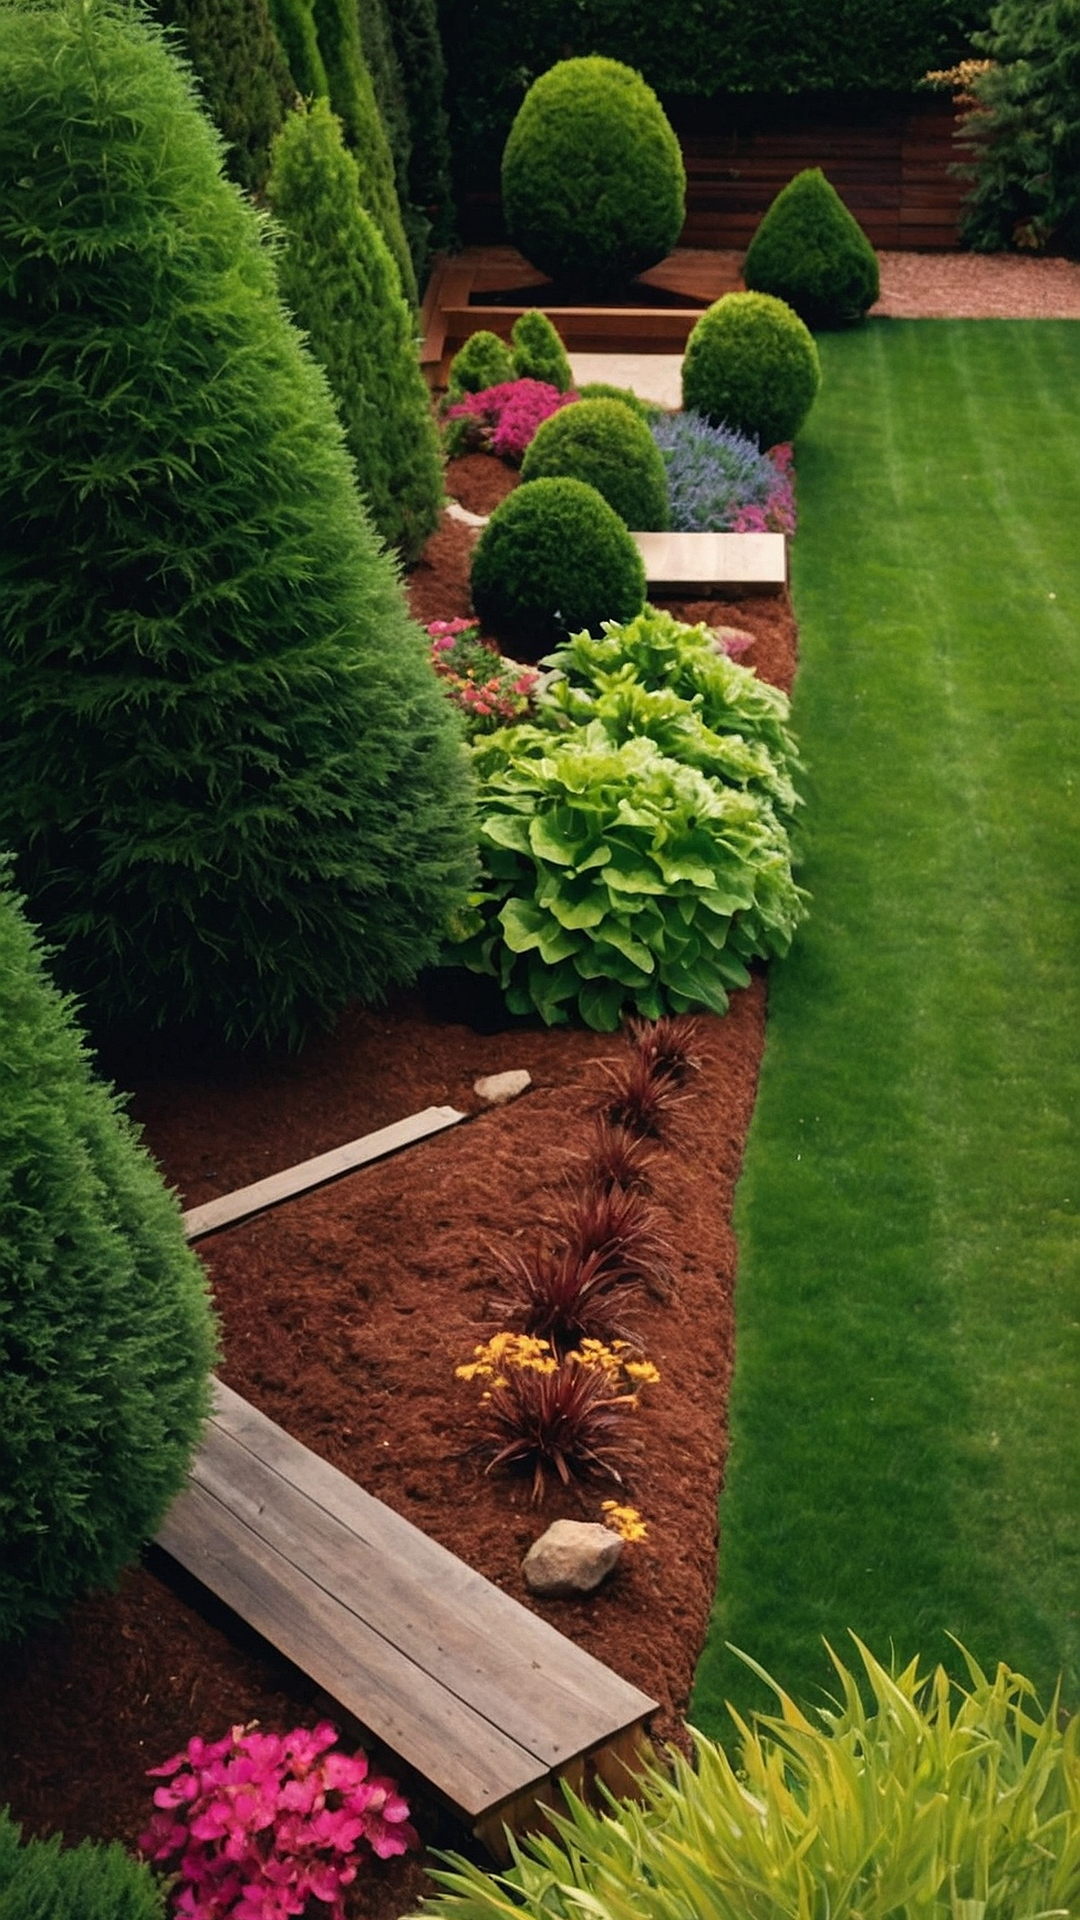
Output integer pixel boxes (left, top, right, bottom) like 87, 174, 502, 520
473, 1069, 532, 1106
522, 1520, 624, 1597
445, 499, 489, 529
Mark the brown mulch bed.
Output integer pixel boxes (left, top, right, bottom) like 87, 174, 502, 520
0, 442, 797, 1917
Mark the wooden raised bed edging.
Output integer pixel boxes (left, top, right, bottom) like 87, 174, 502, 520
157, 1381, 657, 1859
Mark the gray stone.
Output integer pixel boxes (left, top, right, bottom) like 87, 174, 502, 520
473, 1069, 532, 1106
522, 1520, 624, 1597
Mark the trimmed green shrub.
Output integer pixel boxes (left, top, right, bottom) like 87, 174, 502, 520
410, 1644, 1080, 1920
520, 397, 670, 530
0, 1812, 165, 1919
682, 291, 821, 447
470, 477, 646, 654
388, 0, 455, 259
576, 380, 662, 423
445, 606, 804, 1029
955, 1, 1080, 253
500, 57, 686, 293
0, 0, 475, 1048
0, 874, 216, 1641
509, 309, 573, 390
267, 100, 443, 563
447, 328, 514, 397
150, 0, 295, 193
743, 167, 880, 326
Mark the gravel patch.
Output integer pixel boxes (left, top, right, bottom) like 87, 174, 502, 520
872, 249, 1080, 319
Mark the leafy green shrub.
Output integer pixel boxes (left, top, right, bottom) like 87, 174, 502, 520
447, 328, 514, 398
500, 57, 686, 293
149, 0, 295, 194
682, 291, 822, 448
520, 397, 670, 530
0, 1813, 165, 1920
577, 381, 663, 423
267, 100, 443, 564
412, 1643, 1080, 1920
0, 874, 216, 1641
952, 3, 1080, 253
470, 478, 647, 655
509, 310, 573, 391
387, 0, 455, 260
446, 607, 804, 1029
743, 168, 881, 326
0, 0, 474, 1048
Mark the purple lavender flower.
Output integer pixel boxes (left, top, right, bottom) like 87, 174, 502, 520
650, 411, 796, 534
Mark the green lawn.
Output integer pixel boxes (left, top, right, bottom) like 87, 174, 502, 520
692, 320, 1080, 1734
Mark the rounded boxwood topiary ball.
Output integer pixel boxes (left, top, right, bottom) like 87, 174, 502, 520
681, 292, 821, 448
470, 476, 646, 656
743, 168, 880, 327
520, 396, 670, 530
501, 57, 685, 295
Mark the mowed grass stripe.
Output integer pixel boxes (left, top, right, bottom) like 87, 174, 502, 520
692, 322, 1080, 1733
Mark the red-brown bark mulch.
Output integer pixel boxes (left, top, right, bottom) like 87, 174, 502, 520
0, 451, 797, 1920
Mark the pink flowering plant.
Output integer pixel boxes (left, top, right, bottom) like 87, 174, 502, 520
428, 619, 539, 735
139, 1720, 418, 1920
443, 379, 577, 464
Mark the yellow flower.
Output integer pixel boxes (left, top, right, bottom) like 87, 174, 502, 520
624, 1359, 660, 1386
601, 1501, 649, 1543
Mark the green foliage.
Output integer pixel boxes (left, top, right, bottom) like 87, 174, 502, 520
0, 876, 216, 1641
520, 397, 670, 530
266, 0, 326, 99
682, 292, 822, 447
744, 168, 880, 326
446, 607, 804, 1028
470, 478, 646, 654
501, 57, 686, 293
0, 0, 474, 1048
149, 0, 295, 193
957, 0, 1080, 252
357, 0, 430, 284
387, 0, 455, 259
447, 328, 514, 398
267, 100, 443, 562
413, 1644, 1080, 1920
576, 381, 663, 423
0, 1813, 165, 1919
509, 309, 573, 390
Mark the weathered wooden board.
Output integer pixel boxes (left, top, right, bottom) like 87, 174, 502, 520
157, 1381, 657, 1830
181, 1106, 467, 1242
634, 530, 787, 594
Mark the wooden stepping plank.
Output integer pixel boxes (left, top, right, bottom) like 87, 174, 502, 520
158, 1381, 657, 1829
181, 1106, 466, 1242
635, 530, 787, 595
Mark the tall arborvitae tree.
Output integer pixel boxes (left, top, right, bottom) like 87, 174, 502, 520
0, 0, 474, 1049
0, 872, 216, 1641
356, 0, 425, 275
265, 0, 326, 97
267, 100, 443, 561
388, 0, 455, 258
309, 0, 417, 302
150, 0, 296, 193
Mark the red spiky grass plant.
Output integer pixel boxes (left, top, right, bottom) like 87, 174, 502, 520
579, 1119, 656, 1194
599, 1015, 704, 1137
456, 1334, 659, 1502
491, 1186, 675, 1349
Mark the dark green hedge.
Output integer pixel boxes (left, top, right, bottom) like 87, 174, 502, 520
150, 0, 295, 193
437, 0, 988, 194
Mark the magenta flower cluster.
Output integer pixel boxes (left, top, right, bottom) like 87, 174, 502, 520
139, 1721, 417, 1920
732, 443, 796, 534
445, 379, 577, 463
428, 619, 538, 734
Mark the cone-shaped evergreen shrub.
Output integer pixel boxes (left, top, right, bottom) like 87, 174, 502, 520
682, 292, 822, 448
0, 1812, 165, 1919
0, 0, 475, 1048
267, 100, 443, 563
520, 397, 670, 530
471, 477, 646, 656
743, 167, 880, 327
150, 0, 295, 193
387, 0, 455, 259
447, 328, 514, 398
0, 875, 216, 1641
510, 310, 573, 391
501, 57, 686, 294
265, 0, 326, 97
357, 0, 429, 284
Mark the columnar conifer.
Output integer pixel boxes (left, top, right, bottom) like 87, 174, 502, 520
0, 0, 474, 1048
151, 0, 296, 192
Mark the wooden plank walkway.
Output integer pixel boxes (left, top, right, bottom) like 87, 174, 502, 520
158, 1381, 657, 1852
181, 1106, 467, 1243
